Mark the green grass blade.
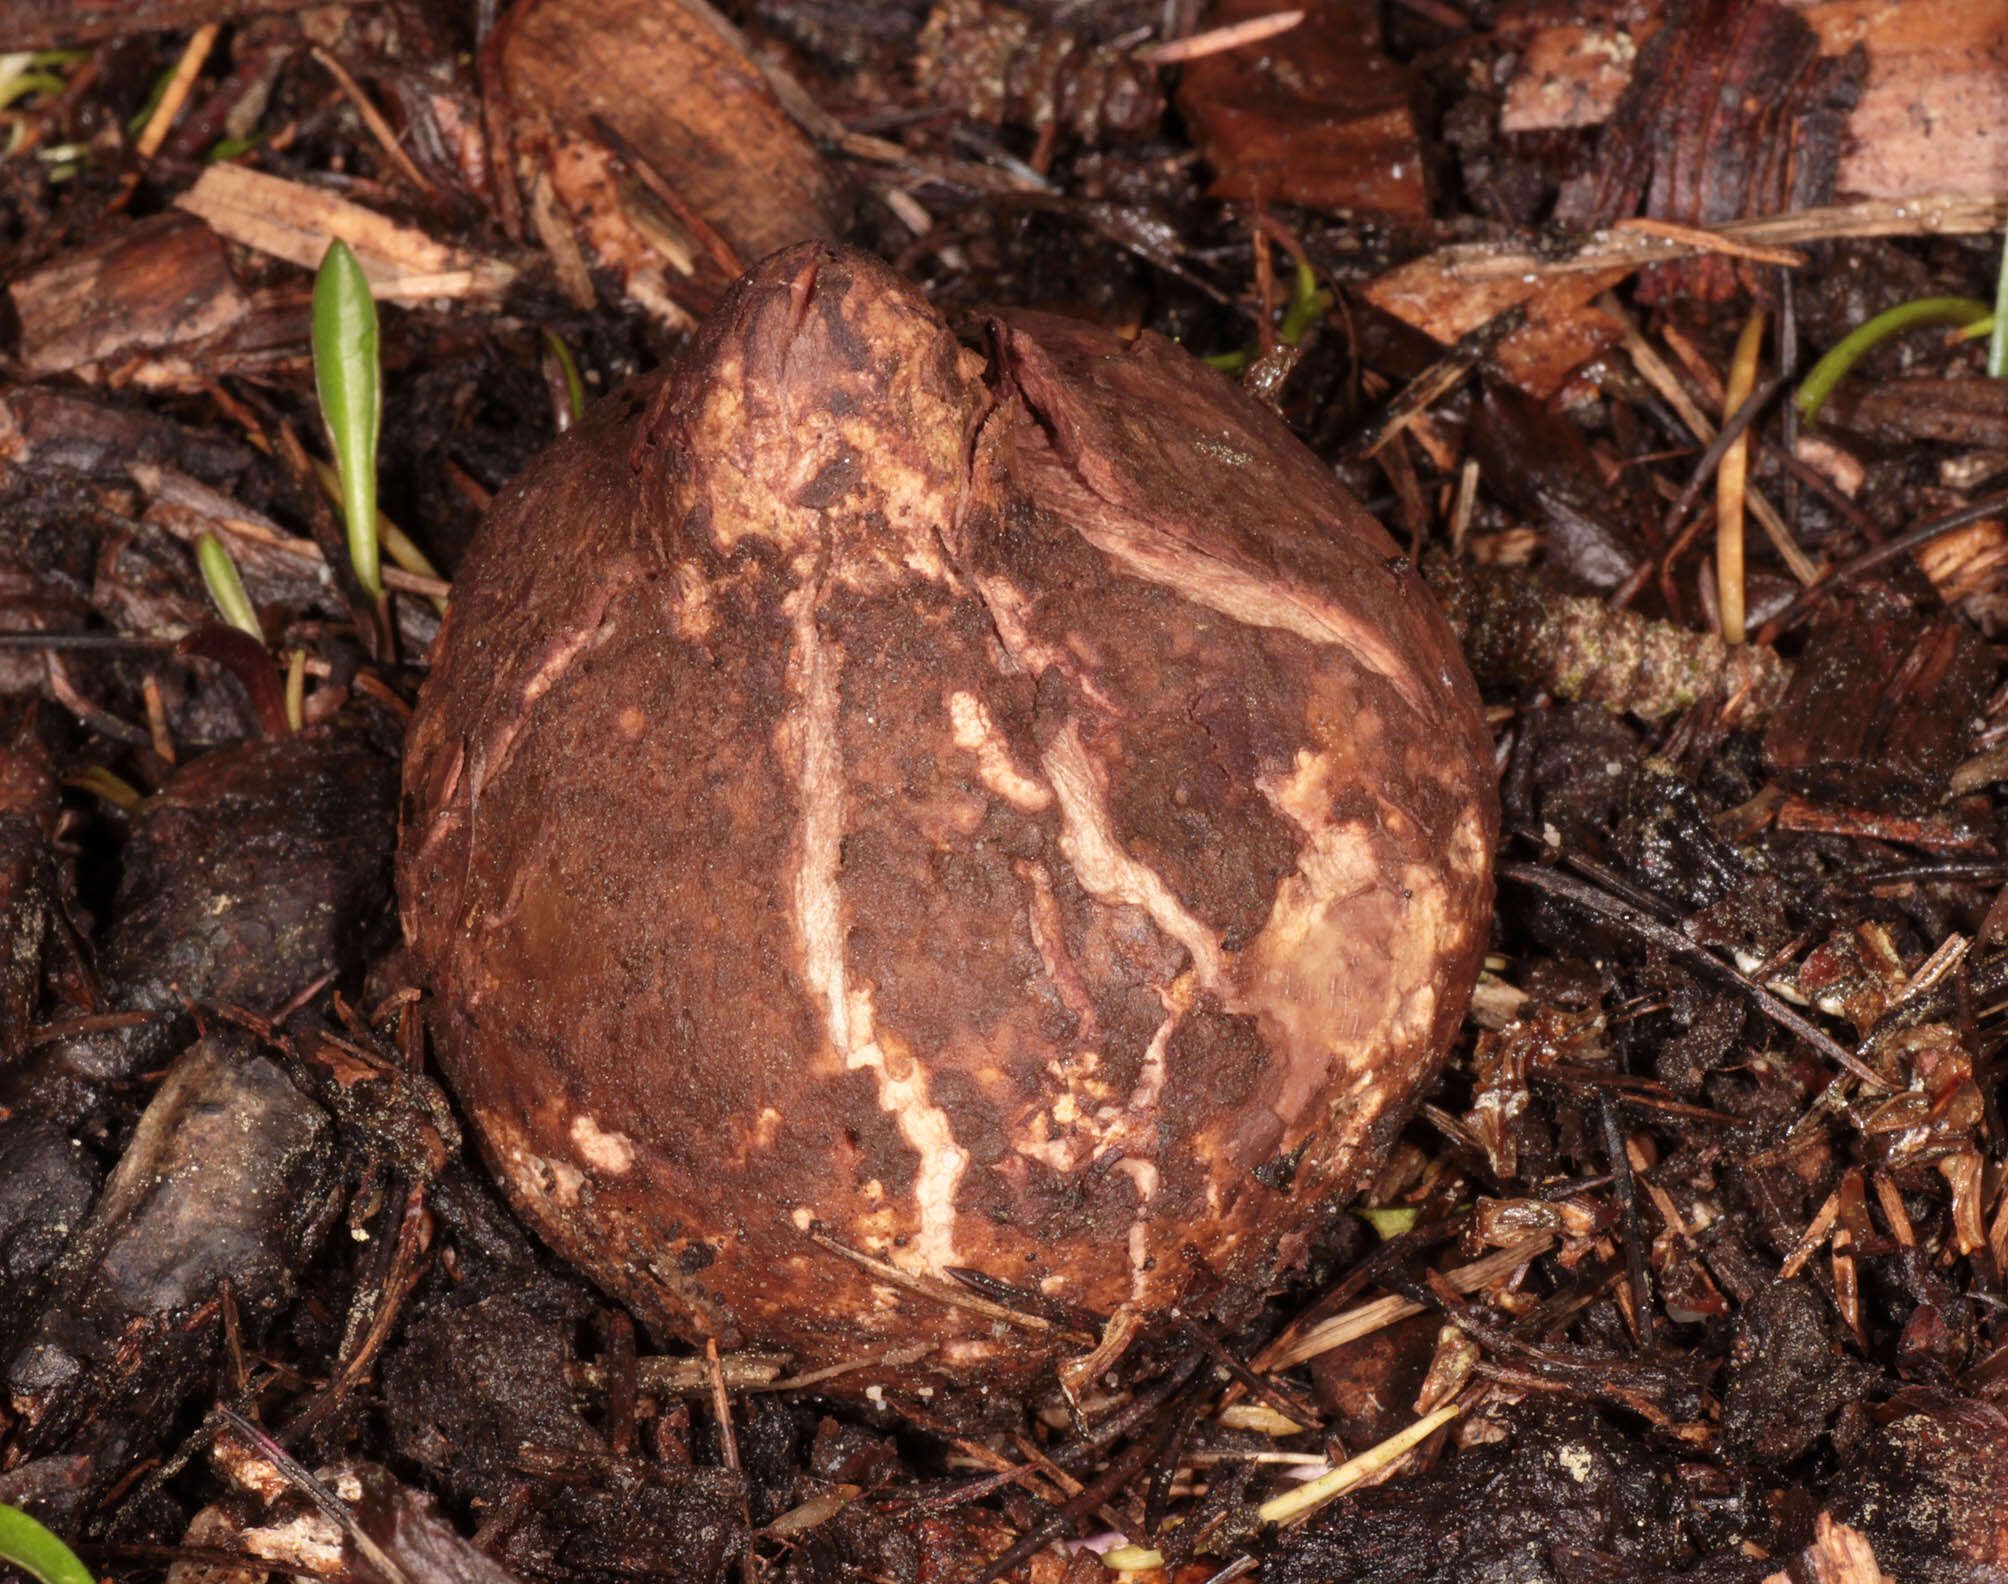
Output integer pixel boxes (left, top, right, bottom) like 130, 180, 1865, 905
312, 239, 383, 600
0, 1503, 97, 1584
1795, 294, 1991, 425
195, 533, 261, 639
1278, 258, 1332, 347
544, 329, 586, 426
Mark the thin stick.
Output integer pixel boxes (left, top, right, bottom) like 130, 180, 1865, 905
1716, 309, 1766, 644
806, 1231, 1055, 1332
1613, 216, 1802, 267
0, 631, 173, 651
1502, 861, 1889, 1090
1659, 373, 1784, 554
1136, 10, 1304, 63
311, 47, 436, 195
134, 23, 219, 160
1257, 1403, 1462, 1526
705, 1340, 741, 1474
213, 1406, 416, 1584
1452, 193, 2008, 284
1760, 487, 2008, 640
1265, 1235, 1555, 1370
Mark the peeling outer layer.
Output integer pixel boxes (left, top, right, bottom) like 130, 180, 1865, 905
399, 243, 1497, 1377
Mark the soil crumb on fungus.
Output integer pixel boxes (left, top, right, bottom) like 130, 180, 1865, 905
399, 243, 1497, 1376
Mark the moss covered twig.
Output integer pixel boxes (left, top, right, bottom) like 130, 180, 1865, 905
1424, 552, 1792, 725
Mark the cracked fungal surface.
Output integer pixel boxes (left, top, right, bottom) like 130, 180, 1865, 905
399, 243, 1498, 1375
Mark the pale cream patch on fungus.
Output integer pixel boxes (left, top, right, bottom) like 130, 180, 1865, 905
671, 560, 716, 643
482, 1109, 585, 1210
947, 690, 1052, 811
569, 1113, 636, 1175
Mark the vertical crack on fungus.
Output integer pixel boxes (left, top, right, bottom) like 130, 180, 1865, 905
784, 579, 967, 1274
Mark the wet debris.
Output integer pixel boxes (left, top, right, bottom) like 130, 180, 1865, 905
6, 1035, 340, 1466
29, 713, 398, 1090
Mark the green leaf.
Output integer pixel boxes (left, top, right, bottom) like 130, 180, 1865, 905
125, 61, 174, 137
195, 533, 262, 639
543, 329, 586, 427
312, 238, 383, 600
1278, 258, 1332, 348
0, 1503, 96, 1584
204, 132, 264, 163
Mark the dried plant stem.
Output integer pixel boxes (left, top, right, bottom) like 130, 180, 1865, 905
1259, 1403, 1464, 1527
132, 22, 218, 160
310, 46, 435, 195
1265, 1235, 1555, 1370
806, 1231, 1059, 1333
1716, 310, 1766, 645
1136, 9, 1304, 63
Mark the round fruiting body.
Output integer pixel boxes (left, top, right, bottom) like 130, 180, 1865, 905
400, 244, 1496, 1376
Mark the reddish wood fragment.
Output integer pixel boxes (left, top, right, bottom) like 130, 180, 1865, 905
1176, 0, 1427, 221
504, 0, 845, 318
1772, 799, 1989, 851
1555, 0, 1859, 301
1359, 255, 1630, 401
1503, 0, 2008, 204
1825, 378, 2008, 452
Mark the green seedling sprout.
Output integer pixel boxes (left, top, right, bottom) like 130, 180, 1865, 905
544, 329, 586, 426
311, 239, 384, 601
307, 457, 446, 615
1794, 295, 1992, 425
204, 132, 263, 162
1205, 257, 1332, 373
61, 766, 143, 812
124, 60, 176, 138
195, 534, 261, 640
0, 50, 81, 111
0, 1502, 97, 1584
1277, 257, 1334, 347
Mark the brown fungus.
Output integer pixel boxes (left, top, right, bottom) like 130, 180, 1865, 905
399, 244, 1497, 1377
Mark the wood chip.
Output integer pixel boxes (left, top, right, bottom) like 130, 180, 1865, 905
1502, 0, 2008, 202
505, 0, 842, 319
8, 212, 252, 384
174, 164, 515, 301
1176, 0, 1427, 220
